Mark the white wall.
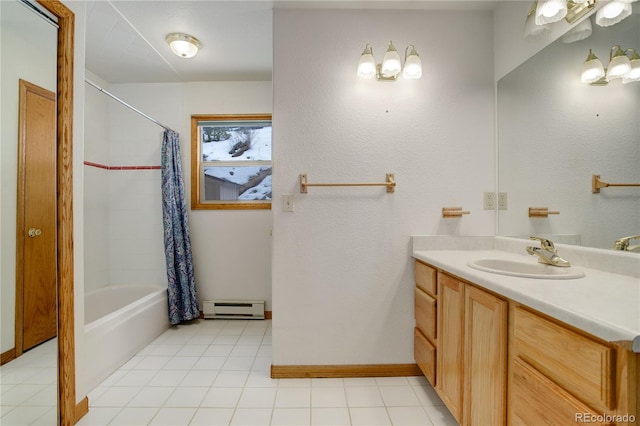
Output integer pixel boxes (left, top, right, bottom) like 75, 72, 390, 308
82, 81, 273, 310
0, 0, 57, 354
271, 9, 495, 365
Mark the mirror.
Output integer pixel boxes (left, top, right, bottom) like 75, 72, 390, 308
1, 1, 58, 424
1, 0, 78, 424
497, 5, 640, 251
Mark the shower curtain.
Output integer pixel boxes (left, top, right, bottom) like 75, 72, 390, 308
161, 130, 199, 324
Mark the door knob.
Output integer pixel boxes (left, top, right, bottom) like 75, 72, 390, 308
28, 228, 42, 237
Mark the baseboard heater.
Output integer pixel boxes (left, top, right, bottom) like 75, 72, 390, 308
203, 300, 265, 320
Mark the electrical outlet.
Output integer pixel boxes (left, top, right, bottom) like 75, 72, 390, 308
283, 194, 294, 212
484, 192, 496, 210
498, 192, 508, 210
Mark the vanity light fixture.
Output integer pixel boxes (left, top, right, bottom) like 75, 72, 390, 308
524, 0, 598, 39
594, 0, 636, 27
166, 33, 201, 58
357, 41, 422, 81
581, 45, 640, 84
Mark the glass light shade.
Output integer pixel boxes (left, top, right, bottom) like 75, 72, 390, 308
535, 0, 568, 25
357, 55, 376, 79
402, 46, 422, 79
561, 18, 592, 43
607, 54, 631, 79
381, 41, 402, 78
622, 52, 640, 84
581, 50, 605, 83
595, 1, 633, 27
524, 14, 551, 38
357, 45, 376, 79
166, 33, 200, 58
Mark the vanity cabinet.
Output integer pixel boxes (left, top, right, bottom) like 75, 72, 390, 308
509, 304, 637, 426
436, 271, 507, 426
414, 259, 639, 426
414, 260, 507, 426
414, 261, 437, 386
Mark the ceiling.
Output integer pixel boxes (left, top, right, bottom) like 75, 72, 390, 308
85, 0, 500, 84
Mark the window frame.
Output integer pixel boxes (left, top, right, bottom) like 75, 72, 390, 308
190, 114, 272, 210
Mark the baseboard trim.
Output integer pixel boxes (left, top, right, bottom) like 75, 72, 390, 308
1, 348, 16, 366
75, 396, 89, 423
270, 363, 422, 379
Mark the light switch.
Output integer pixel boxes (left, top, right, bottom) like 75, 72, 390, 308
283, 194, 294, 212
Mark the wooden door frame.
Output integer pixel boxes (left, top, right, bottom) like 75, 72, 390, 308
34, 1, 80, 424
15, 79, 57, 357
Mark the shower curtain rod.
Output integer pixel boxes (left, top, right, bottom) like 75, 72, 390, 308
84, 79, 175, 132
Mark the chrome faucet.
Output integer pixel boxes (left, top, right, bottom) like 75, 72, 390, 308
526, 237, 571, 267
614, 235, 640, 252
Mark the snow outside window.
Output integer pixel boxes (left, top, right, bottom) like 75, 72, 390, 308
190, 114, 272, 210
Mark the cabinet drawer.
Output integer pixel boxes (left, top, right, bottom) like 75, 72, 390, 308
513, 306, 614, 412
415, 261, 437, 296
415, 287, 436, 342
414, 327, 436, 386
511, 358, 612, 426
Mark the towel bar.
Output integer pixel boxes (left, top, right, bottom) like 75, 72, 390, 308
300, 173, 395, 193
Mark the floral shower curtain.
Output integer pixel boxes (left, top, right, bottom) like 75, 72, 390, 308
161, 130, 199, 324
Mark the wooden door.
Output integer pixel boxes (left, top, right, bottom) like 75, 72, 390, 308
436, 272, 464, 424
16, 79, 57, 353
463, 285, 507, 426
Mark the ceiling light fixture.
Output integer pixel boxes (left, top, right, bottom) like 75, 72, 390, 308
581, 45, 640, 85
357, 41, 422, 81
166, 33, 201, 58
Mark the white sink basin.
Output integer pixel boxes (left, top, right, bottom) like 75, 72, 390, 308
467, 258, 585, 280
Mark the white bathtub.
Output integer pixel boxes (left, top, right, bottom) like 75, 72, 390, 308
83, 285, 170, 392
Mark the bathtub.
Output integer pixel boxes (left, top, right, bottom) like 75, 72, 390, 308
83, 285, 170, 392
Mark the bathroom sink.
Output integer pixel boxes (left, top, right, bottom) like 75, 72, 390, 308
467, 258, 585, 280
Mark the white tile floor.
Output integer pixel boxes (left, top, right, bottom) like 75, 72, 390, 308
3, 320, 458, 425
0, 338, 58, 426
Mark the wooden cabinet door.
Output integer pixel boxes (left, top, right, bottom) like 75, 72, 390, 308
511, 358, 613, 426
436, 273, 464, 424
463, 285, 507, 426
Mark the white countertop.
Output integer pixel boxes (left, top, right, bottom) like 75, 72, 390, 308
412, 236, 640, 352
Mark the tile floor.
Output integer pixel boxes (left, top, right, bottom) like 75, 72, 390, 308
3, 319, 458, 425
0, 338, 58, 425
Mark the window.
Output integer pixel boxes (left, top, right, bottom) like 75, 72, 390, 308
191, 114, 272, 210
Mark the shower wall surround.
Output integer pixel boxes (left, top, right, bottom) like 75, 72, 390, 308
83, 79, 273, 307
